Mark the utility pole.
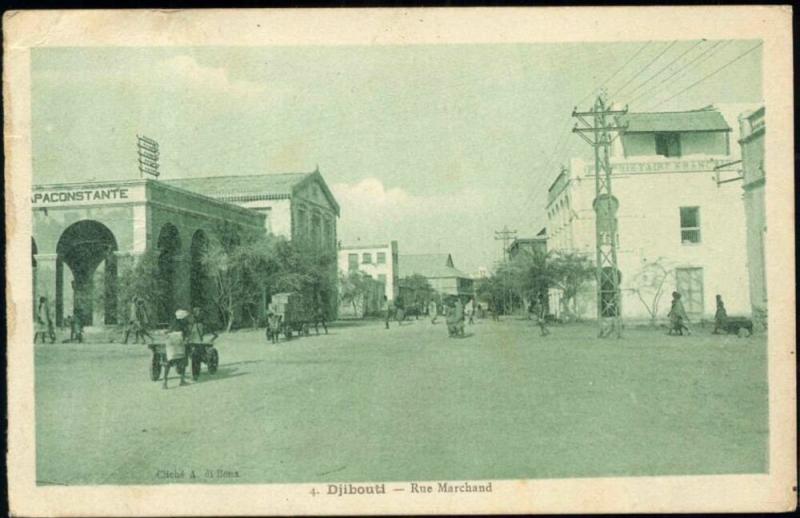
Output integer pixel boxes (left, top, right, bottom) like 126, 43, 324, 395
494, 226, 517, 316
494, 226, 517, 263
572, 94, 627, 338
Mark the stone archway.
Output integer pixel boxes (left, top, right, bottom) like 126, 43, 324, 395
156, 223, 182, 325
56, 220, 118, 326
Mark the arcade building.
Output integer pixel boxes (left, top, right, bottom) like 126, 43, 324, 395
32, 169, 340, 330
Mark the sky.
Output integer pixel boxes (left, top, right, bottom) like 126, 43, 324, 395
31, 41, 762, 273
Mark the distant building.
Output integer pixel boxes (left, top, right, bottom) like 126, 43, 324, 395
166, 168, 340, 250
738, 106, 766, 329
546, 107, 750, 321
400, 253, 474, 298
338, 241, 400, 301
469, 266, 490, 280
507, 230, 547, 261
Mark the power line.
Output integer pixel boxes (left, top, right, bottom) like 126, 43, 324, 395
575, 41, 652, 107
494, 226, 518, 263
651, 41, 763, 109
622, 40, 705, 102
609, 41, 678, 99
628, 39, 730, 107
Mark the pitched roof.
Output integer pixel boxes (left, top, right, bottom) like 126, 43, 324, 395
400, 253, 469, 279
164, 170, 340, 215
618, 108, 731, 133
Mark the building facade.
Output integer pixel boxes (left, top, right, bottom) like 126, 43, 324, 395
400, 253, 474, 299
507, 232, 547, 261
338, 241, 400, 301
738, 106, 767, 329
32, 179, 265, 328
33, 169, 341, 328
166, 168, 340, 251
546, 107, 751, 321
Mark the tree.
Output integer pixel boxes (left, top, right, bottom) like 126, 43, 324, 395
400, 274, 434, 308
546, 252, 595, 321
203, 222, 280, 332
116, 250, 167, 326
630, 258, 672, 326
338, 270, 375, 317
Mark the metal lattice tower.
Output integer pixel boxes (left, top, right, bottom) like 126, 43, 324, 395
572, 95, 627, 338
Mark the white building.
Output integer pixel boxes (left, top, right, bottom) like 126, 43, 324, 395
738, 106, 767, 329
338, 241, 400, 301
547, 107, 751, 321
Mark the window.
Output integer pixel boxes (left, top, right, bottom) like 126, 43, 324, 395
676, 268, 704, 316
655, 133, 681, 157
377, 252, 386, 264
348, 253, 358, 270
680, 207, 701, 244
362, 252, 372, 264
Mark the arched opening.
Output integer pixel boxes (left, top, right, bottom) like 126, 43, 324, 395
190, 229, 212, 319
56, 220, 118, 326
156, 223, 181, 325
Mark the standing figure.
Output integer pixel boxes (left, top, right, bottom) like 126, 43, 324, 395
383, 296, 392, 329
135, 298, 154, 343
163, 309, 190, 389
712, 295, 728, 335
446, 297, 465, 337
191, 307, 218, 342
34, 296, 55, 344
667, 291, 691, 336
430, 300, 438, 324
266, 311, 281, 343
533, 299, 550, 336
466, 297, 475, 325
65, 313, 83, 343
394, 296, 406, 325
123, 296, 141, 344
313, 305, 328, 335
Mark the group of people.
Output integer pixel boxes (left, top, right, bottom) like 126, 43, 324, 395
667, 291, 729, 336
34, 295, 83, 344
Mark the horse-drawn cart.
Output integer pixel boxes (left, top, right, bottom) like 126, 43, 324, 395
267, 292, 315, 340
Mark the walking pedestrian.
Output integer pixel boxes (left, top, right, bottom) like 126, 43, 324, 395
163, 309, 190, 389
533, 299, 550, 336
34, 296, 55, 344
667, 291, 691, 336
712, 294, 728, 335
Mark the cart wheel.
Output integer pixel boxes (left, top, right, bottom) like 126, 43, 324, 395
207, 348, 219, 374
150, 354, 162, 381
191, 355, 201, 381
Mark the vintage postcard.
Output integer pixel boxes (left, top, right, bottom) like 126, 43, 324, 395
4, 7, 796, 516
